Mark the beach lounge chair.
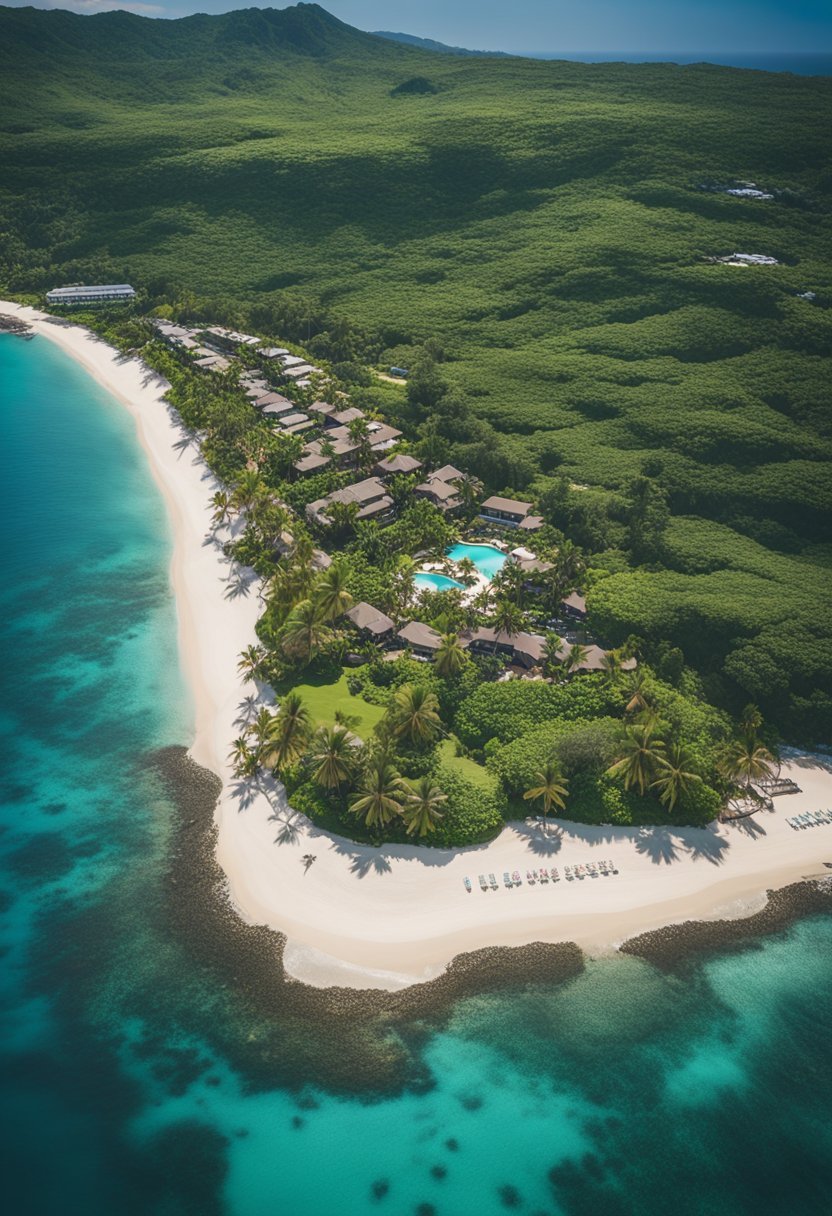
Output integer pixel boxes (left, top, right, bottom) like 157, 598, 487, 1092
512, 870, 522, 885
503, 871, 512, 887
479, 874, 488, 890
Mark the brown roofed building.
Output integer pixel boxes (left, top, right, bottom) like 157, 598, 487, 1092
375, 453, 423, 477
561, 592, 587, 620
397, 621, 443, 658
480, 495, 537, 526
345, 601, 395, 640
307, 476, 395, 528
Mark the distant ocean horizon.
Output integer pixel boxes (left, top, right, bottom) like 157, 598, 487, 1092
516, 51, 832, 75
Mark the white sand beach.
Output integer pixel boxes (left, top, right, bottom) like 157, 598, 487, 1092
5, 300, 832, 993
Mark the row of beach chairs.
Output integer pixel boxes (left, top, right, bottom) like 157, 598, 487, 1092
786, 810, 832, 830
466, 862, 619, 892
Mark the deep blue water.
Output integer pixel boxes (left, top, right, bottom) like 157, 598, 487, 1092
520, 51, 832, 75
2, 331, 832, 1214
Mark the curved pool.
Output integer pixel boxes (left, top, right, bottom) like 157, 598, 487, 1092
446, 542, 507, 580
414, 571, 465, 593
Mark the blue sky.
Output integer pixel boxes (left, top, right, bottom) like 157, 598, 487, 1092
11, 1, 832, 53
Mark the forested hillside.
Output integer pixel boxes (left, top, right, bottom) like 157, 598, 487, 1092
1, 4, 830, 738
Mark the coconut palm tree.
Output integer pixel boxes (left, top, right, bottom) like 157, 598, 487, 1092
542, 632, 566, 679
313, 562, 353, 623
228, 736, 257, 779
738, 703, 764, 742
563, 643, 590, 676
237, 644, 265, 683
452, 472, 484, 517
403, 777, 448, 837
623, 669, 650, 716
247, 705, 275, 751
281, 598, 331, 663
600, 649, 623, 683
435, 632, 468, 678
454, 556, 478, 587
211, 489, 233, 528
389, 683, 442, 746
309, 724, 356, 790
390, 555, 417, 615
261, 692, 311, 772
231, 468, 262, 515
491, 599, 523, 649
349, 758, 407, 828
651, 744, 702, 812
717, 738, 775, 791
607, 724, 666, 796
523, 759, 569, 829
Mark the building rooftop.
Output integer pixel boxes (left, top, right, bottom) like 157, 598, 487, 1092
562, 592, 587, 615
432, 464, 464, 483
481, 495, 533, 517
46, 284, 135, 300
397, 621, 442, 651
375, 453, 423, 476
346, 602, 395, 635
293, 452, 331, 474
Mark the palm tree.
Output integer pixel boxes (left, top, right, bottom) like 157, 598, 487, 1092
349, 758, 407, 828
261, 692, 311, 772
563, 643, 590, 676
651, 744, 702, 812
231, 468, 262, 515
281, 598, 331, 663
454, 556, 478, 587
247, 705, 275, 751
623, 669, 650, 716
607, 724, 666, 796
600, 649, 623, 683
738, 703, 763, 742
313, 562, 353, 622
309, 725, 355, 791
347, 414, 372, 462
717, 738, 775, 791
523, 760, 569, 829
542, 632, 566, 679
452, 472, 484, 517
403, 777, 448, 837
491, 599, 523, 649
237, 644, 264, 683
228, 736, 257, 779
389, 683, 442, 745
435, 632, 468, 678
390, 556, 416, 615
211, 489, 233, 527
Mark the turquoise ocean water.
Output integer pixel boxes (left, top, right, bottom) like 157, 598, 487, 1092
2, 332, 831, 1214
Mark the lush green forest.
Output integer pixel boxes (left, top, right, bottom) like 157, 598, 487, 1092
1, 3, 831, 740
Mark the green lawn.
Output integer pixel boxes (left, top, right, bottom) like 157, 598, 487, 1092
438, 738, 497, 791
280, 670, 386, 737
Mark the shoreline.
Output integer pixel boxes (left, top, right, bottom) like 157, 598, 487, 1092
4, 301, 832, 992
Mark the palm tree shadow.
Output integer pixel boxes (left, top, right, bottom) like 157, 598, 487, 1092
229, 777, 260, 812
634, 829, 680, 865
685, 830, 732, 864
512, 821, 564, 856
348, 852, 393, 877
725, 817, 768, 841
224, 568, 256, 600
233, 695, 262, 728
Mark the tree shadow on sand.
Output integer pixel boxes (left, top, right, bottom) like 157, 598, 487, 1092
634, 828, 681, 865
511, 820, 564, 856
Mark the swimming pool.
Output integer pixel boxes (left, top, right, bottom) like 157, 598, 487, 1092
446, 542, 507, 580
414, 571, 465, 593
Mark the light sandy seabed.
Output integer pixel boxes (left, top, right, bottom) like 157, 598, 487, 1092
5, 301, 832, 992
